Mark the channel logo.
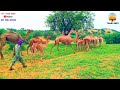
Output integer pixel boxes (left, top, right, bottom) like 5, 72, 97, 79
4, 15, 13, 18
0, 12, 16, 21
107, 13, 119, 24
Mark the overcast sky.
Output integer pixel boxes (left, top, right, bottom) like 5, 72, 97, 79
92, 11, 120, 31
0, 11, 120, 31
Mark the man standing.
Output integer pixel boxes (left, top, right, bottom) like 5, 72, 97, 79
9, 39, 27, 70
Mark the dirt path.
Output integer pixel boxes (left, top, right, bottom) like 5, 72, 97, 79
0, 41, 83, 76
0, 51, 84, 73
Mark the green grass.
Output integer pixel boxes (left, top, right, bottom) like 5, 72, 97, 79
1, 43, 120, 79
0, 76, 6, 79
23, 43, 77, 61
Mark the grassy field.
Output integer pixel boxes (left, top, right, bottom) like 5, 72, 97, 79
0, 42, 120, 79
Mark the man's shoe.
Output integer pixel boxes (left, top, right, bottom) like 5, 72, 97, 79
23, 65, 27, 68
9, 68, 14, 70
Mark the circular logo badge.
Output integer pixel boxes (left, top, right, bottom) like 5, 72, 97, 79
108, 13, 116, 22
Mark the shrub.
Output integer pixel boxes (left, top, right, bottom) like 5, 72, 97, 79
79, 33, 87, 39
103, 33, 120, 44
17, 30, 26, 37
33, 31, 44, 37
7, 42, 15, 50
25, 34, 34, 44
0, 29, 6, 35
70, 35, 75, 38
43, 31, 57, 40
7, 42, 26, 50
71, 32, 76, 36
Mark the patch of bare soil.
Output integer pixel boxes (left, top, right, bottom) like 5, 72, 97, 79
107, 66, 114, 69
50, 72, 62, 79
50, 66, 83, 79
69, 66, 83, 79
0, 50, 84, 79
99, 58, 111, 66
109, 76, 116, 79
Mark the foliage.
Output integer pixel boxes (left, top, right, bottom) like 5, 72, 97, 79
0, 29, 6, 35
105, 29, 113, 34
17, 30, 26, 37
79, 33, 87, 39
46, 11, 95, 33
7, 42, 15, 50
43, 31, 57, 40
70, 35, 76, 38
7, 41, 26, 50
103, 32, 120, 44
33, 30, 44, 37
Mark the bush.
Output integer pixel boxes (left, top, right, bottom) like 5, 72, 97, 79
43, 31, 57, 40
71, 35, 76, 38
71, 32, 76, 36
0, 29, 6, 35
25, 34, 34, 44
103, 33, 120, 44
33, 31, 44, 37
7, 42, 26, 51
7, 42, 15, 50
21, 43, 26, 50
79, 33, 87, 39
17, 30, 26, 37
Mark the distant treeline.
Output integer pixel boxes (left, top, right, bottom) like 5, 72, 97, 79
0, 28, 120, 47
0, 28, 59, 41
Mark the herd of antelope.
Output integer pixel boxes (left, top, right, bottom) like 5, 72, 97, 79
27, 29, 103, 56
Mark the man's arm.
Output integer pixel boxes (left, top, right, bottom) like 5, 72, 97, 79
20, 46, 23, 56
13, 47, 15, 57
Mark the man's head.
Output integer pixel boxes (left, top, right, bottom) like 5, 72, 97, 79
17, 39, 23, 45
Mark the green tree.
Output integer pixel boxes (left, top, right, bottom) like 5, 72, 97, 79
45, 11, 95, 34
